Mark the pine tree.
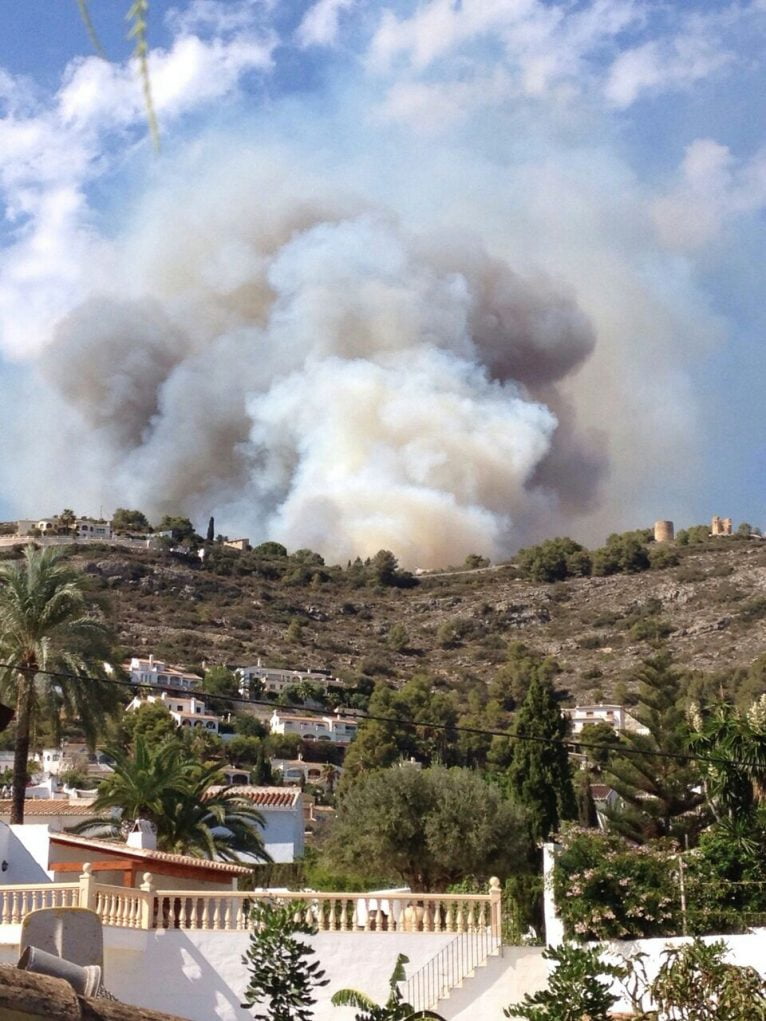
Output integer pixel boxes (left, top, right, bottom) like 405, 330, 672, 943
605, 652, 706, 844
506, 669, 576, 841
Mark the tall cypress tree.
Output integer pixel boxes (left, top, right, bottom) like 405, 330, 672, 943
507, 671, 576, 841
605, 651, 706, 844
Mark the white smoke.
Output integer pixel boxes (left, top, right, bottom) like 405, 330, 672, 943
24, 160, 600, 567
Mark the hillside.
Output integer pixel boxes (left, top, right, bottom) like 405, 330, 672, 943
29, 534, 766, 705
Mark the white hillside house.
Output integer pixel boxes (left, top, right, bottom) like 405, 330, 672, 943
269, 709, 358, 744
127, 655, 202, 692
126, 691, 219, 733
236, 660, 335, 697
564, 703, 648, 735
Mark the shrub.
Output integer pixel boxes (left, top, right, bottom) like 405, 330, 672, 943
516, 538, 590, 583
649, 545, 680, 570
241, 901, 328, 1021
503, 943, 624, 1021
650, 938, 766, 1020
739, 597, 766, 623
553, 828, 682, 940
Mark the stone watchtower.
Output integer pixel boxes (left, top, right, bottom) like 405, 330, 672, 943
654, 520, 674, 543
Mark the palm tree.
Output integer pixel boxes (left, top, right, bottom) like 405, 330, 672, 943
0, 545, 119, 823
690, 701, 766, 820
75, 735, 271, 863
79, 737, 189, 829
161, 758, 272, 863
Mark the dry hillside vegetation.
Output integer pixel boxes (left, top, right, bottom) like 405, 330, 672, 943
19, 535, 763, 704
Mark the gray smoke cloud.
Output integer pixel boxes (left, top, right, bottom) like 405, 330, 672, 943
30, 156, 604, 567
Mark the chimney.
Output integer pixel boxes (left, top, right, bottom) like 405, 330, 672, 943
126, 819, 157, 851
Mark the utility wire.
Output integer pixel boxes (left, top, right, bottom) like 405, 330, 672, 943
0, 661, 758, 770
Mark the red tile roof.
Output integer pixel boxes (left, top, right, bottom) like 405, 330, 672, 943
589, 784, 614, 800
49, 832, 252, 874
0, 799, 98, 817
208, 786, 301, 808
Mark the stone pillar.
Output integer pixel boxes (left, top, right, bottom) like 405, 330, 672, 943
139, 872, 154, 931
78, 863, 95, 911
488, 876, 502, 939
542, 843, 565, 947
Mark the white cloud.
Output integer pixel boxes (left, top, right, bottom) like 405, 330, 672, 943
653, 138, 766, 249
604, 31, 733, 108
365, 0, 760, 125
0, 17, 276, 361
165, 0, 274, 38
296, 0, 357, 48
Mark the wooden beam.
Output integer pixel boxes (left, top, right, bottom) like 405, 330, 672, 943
49, 859, 239, 884
49, 862, 134, 873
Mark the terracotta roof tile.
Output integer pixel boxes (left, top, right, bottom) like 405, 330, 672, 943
0, 799, 99, 816
589, 784, 613, 799
208, 785, 301, 808
49, 832, 251, 874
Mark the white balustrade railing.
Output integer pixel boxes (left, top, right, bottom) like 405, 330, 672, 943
151, 881, 503, 934
0, 883, 80, 924
0, 867, 502, 936
93, 883, 151, 929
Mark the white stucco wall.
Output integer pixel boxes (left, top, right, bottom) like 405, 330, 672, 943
101, 930, 457, 1021
0, 922, 764, 1020
4, 824, 53, 883
100, 929, 766, 1021
601, 933, 766, 1014
260, 807, 304, 863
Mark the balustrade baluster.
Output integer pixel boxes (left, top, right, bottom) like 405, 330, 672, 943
467, 902, 476, 933
339, 898, 348, 931
445, 901, 455, 933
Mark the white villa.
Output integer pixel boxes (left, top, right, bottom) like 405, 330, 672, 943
127, 656, 202, 692
564, 703, 648, 735
236, 661, 335, 697
270, 758, 341, 789
15, 517, 112, 540
269, 709, 358, 744
125, 692, 220, 734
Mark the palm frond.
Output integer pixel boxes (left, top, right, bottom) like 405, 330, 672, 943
126, 0, 159, 148
74, 0, 106, 57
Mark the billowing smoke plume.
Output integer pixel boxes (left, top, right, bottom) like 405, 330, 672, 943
28, 153, 605, 566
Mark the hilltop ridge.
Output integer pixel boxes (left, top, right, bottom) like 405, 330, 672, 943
15, 532, 762, 705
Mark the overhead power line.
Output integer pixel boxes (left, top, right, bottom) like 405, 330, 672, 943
0, 661, 756, 771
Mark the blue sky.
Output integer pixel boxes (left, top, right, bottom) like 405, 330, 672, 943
0, 0, 765, 566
